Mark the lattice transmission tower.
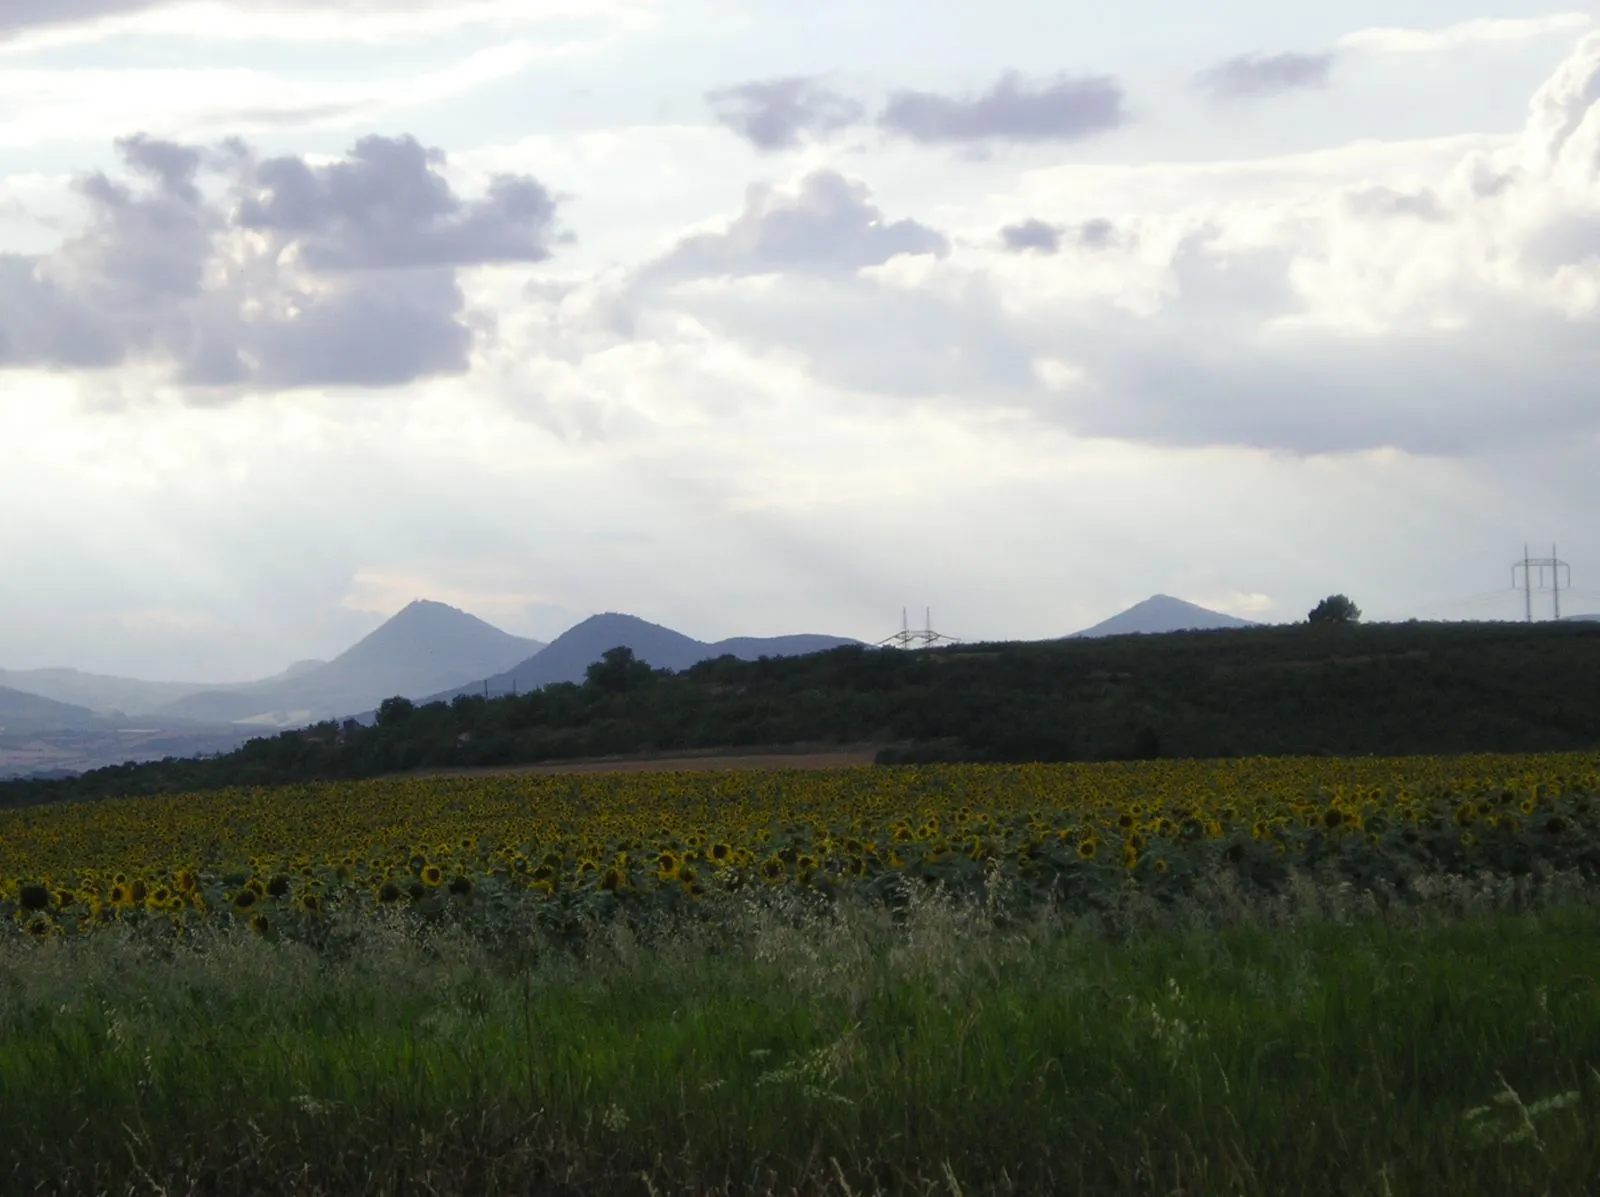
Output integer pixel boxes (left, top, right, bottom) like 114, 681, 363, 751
1511, 544, 1571, 622
878, 607, 962, 650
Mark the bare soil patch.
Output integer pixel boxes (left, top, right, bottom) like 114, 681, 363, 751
412, 744, 885, 779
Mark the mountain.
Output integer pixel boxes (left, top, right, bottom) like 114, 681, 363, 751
0, 686, 103, 733
159, 601, 545, 725
427, 612, 861, 701
0, 667, 223, 717
1069, 595, 1259, 639
1561, 614, 1600, 623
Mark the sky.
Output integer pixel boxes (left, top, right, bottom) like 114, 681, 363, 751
1, 1, 1599, 682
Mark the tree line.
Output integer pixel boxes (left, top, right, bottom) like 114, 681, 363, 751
5, 618, 1600, 807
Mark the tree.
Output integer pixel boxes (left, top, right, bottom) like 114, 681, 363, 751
584, 646, 657, 694
1308, 594, 1362, 625
375, 695, 416, 727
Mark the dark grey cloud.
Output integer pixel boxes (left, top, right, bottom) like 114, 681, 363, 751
879, 71, 1126, 145
1196, 51, 1335, 99
1000, 219, 1061, 253
649, 169, 948, 280
0, 133, 563, 392
1079, 218, 1117, 248
1000, 217, 1123, 254
705, 77, 865, 151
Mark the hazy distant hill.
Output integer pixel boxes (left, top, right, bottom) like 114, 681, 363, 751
1562, 614, 1600, 622
0, 686, 103, 733
428, 612, 861, 701
1069, 595, 1259, 638
0, 667, 217, 716
160, 601, 544, 725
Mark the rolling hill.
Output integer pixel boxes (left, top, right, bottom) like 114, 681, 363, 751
158, 601, 545, 725
427, 612, 862, 702
0, 687, 103, 733
0, 667, 224, 717
1070, 595, 1259, 638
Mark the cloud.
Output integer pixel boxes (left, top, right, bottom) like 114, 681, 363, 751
648, 169, 948, 281
237, 134, 559, 271
1000, 219, 1061, 253
609, 34, 1600, 459
0, 43, 544, 148
0, 133, 564, 391
0, 0, 155, 41
999, 217, 1122, 254
1338, 13, 1591, 55
0, 0, 651, 51
879, 71, 1127, 145
705, 77, 864, 151
1196, 51, 1334, 99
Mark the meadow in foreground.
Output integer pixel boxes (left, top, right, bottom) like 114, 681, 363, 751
3, 755, 1600, 1194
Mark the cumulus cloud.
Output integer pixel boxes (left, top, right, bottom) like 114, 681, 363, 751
1338, 13, 1591, 55
1196, 51, 1334, 99
614, 34, 1600, 458
879, 71, 1126, 145
236, 134, 558, 271
1000, 218, 1061, 253
999, 217, 1122, 254
0, 132, 564, 390
705, 77, 864, 151
648, 169, 948, 280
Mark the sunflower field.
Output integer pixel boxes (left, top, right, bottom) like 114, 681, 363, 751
4, 751, 1599, 941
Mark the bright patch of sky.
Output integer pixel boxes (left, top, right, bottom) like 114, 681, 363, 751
1, 0, 1598, 679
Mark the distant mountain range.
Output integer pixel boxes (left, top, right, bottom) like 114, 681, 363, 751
424, 613, 862, 703
157, 601, 545, 726
0, 686, 103, 734
1068, 595, 1259, 638
1, 603, 862, 734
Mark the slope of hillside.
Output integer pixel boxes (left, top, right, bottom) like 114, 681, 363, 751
1070, 595, 1258, 638
0, 667, 221, 716
160, 601, 544, 724
0, 687, 103, 733
430, 613, 861, 700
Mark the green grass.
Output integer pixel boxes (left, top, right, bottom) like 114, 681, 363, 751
4, 877, 1600, 1195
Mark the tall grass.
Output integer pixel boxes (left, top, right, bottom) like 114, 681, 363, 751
3, 869, 1600, 1195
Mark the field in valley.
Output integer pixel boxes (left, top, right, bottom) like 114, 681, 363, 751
3, 753, 1600, 1194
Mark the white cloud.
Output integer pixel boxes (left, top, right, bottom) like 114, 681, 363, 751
0, 44, 546, 147
1338, 12, 1592, 56
0, 0, 657, 53
600, 34, 1600, 459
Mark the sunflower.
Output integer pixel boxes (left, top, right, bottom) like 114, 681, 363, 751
248, 914, 270, 936
447, 876, 472, 896
421, 864, 443, 887
656, 850, 682, 881
1077, 838, 1098, 861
